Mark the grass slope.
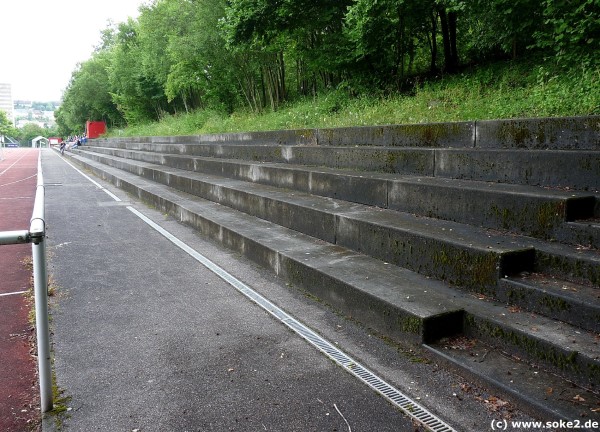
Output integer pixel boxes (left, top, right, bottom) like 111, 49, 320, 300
112, 58, 599, 138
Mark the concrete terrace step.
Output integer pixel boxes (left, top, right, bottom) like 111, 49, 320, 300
435, 149, 600, 191
77, 147, 599, 336
85, 143, 600, 192
492, 236, 600, 332
87, 143, 439, 176
64, 150, 600, 392
531, 239, 600, 287
498, 273, 600, 333
74, 149, 536, 292
91, 116, 600, 152
424, 337, 600, 423
555, 219, 600, 250
461, 297, 600, 390
66, 150, 468, 344
81, 146, 597, 240
89, 116, 600, 193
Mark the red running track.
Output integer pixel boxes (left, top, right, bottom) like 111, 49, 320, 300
0, 148, 41, 431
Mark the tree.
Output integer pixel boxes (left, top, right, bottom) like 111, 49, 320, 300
108, 19, 170, 124
136, 0, 179, 106
0, 110, 16, 138
56, 51, 123, 136
53, 0, 598, 130
437, 3, 458, 71
465, 0, 541, 61
345, 0, 436, 86
533, 0, 600, 66
138, 0, 239, 113
223, 0, 352, 107
15, 123, 46, 146
222, 0, 289, 109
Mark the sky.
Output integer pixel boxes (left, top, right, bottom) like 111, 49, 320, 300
0, 0, 146, 102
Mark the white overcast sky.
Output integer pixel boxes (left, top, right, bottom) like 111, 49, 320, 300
0, 0, 146, 102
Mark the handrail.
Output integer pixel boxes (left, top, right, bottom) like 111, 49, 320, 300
0, 151, 52, 412
0, 230, 30, 245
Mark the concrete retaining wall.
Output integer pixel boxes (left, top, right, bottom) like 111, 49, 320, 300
94, 115, 599, 150
475, 116, 600, 149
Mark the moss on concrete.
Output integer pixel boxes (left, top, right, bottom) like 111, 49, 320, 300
465, 314, 600, 382
507, 288, 526, 302
488, 201, 566, 239
398, 315, 422, 335
539, 294, 571, 312
431, 246, 499, 291
535, 251, 600, 287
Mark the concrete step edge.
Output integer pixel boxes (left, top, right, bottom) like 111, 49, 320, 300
88, 116, 600, 150
554, 221, 600, 250
83, 141, 600, 193
498, 275, 600, 333
77, 149, 535, 253
423, 341, 600, 427
462, 298, 600, 388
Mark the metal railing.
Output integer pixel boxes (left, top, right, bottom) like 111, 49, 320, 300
0, 152, 52, 412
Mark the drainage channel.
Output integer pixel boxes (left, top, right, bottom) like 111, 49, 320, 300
62, 153, 457, 432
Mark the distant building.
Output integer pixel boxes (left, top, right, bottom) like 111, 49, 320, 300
0, 83, 15, 126
31, 136, 49, 148
16, 120, 47, 129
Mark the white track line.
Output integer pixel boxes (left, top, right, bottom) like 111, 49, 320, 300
0, 151, 33, 176
0, 290, 27, 297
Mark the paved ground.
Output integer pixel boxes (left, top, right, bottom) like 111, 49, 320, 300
35, 148, 545, 431
0, 148, 41, 431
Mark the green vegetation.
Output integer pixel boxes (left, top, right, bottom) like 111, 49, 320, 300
55, 0, 599, 137
116, 59, 599, 137
0, 109, 15, 137
16, 123, 53, 146
1, 110, 60, 146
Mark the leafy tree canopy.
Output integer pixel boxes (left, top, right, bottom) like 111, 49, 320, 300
0, 110, 16, 137
56, 0, 598, 135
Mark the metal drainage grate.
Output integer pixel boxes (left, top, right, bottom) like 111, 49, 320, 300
242, 287, 456, 432
125, 204, 456, 432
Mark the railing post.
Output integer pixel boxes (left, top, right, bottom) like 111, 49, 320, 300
30, 153, 53, 412
31, 234, 52, 412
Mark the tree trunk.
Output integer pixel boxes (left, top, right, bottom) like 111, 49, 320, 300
182, 93, 189, 113
278, 51, 286, 101
429, 12, 438, 73
438, 7, 457, 72
448, 11, 458, 69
